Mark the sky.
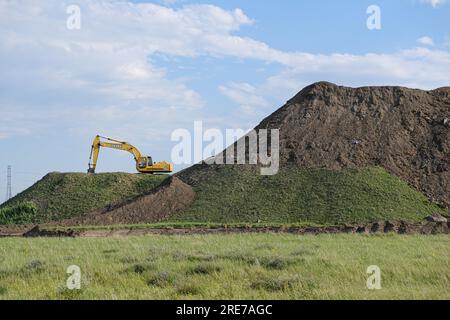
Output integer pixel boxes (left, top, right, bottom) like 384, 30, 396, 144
1, 0, 450, 201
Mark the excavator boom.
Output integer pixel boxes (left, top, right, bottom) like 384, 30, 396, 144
88, 135, 173, 174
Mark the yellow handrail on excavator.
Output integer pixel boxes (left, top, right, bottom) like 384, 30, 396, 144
88, 135, 173, 174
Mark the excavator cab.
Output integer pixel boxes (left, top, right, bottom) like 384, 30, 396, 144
137, 156, 153, 169
136, 156, 173, 173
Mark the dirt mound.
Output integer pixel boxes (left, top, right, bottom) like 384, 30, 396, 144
249, 82, 448, 209
0, 172, 168, 223
53, 177, 195, 226
3, 82, 448, 228
176, 82, 449, 224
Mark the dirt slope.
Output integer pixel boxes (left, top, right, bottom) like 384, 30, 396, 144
254, 82, 449, 209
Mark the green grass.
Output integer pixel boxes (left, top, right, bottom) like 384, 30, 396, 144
0, 172, 168, 224
1, 166, 447, 226
0, 234, 448, 299
173, 166, 448, 224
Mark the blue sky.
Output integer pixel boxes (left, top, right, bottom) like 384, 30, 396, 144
1, 0, 449, 200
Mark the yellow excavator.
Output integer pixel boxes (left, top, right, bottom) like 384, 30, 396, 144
87, 135, 173, 174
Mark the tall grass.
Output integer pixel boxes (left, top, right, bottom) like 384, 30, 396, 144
0, 234, 448, 300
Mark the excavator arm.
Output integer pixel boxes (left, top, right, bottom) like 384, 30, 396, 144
88, 137, 100, 173
88, 135, 172, 174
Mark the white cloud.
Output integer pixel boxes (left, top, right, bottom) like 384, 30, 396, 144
421, 0, 448, 8
417, 36, 435, 46
219, 82, 270, 115
1, 0, 450, 144
0, 0, 255, 140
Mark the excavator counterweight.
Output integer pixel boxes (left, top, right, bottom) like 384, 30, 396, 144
88, 135, 173, 174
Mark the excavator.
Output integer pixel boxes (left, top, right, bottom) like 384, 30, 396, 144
87, 135, 173, 174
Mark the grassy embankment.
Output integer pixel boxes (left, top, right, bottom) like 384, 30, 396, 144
171, 166, 448, 224
0, 173, 168, 224
1, 167, 448, 226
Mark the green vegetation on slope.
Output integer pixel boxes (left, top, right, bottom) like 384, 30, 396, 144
0, 234, 448, 299
0, 172, 168, 224
0, 202, 37, 225
172, 166, 448, 224
1, 166, 447, 226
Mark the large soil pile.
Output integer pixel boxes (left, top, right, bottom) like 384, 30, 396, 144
255, 82, 449, 209
2, 82, 448, 228
61, 83, 450, 224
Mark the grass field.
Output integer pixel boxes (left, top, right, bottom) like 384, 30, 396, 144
0, 234, 448, 300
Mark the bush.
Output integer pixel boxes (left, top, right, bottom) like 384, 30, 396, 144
147, 271, 176, 287
190, 263, 221, 275
176, 282, 203, 295
0, 202, 37, 224
250, 276, 301, 292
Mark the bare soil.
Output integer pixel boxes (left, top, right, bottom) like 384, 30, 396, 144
17, 220, 450, 238
0, 224, 35, 237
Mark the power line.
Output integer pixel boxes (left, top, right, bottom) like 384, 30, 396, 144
5, 165, 12, 202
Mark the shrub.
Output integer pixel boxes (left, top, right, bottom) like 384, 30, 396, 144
260, 257, 292, 270
130, 263, 156, 274
190, 263, 221, 275
176, 282, 203, 295
0, 201, 37, 224
250, 276, 299, 292
147, 271, 176, 287
21, 259, 45, 275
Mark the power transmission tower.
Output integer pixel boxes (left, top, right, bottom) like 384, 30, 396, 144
6, 165, 12, 201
